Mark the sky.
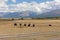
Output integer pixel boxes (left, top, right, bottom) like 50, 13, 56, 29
0, 0, 60, 16
7, 0, 53, 4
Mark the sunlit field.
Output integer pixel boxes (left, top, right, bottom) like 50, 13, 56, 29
0, 19, 60, 40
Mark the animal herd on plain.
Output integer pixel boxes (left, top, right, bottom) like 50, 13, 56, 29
14, 23, 35, 28
14, 23, 52, 28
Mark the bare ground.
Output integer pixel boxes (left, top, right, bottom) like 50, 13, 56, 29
0, 20, 60, 40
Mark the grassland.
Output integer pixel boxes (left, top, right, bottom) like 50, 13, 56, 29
0, 19, 60, 40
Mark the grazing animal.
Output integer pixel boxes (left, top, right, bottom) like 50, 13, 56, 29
24, 24, 26, 26
49, 24, 52, 26
32, 24, 35, 27
14, 23, 17, 26
28, 24, 30, 27
20, 23, 22, 26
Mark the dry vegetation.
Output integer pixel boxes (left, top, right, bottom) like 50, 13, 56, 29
0, 19, 60, 40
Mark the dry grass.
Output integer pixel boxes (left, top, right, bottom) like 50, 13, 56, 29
0, 20, 60, 40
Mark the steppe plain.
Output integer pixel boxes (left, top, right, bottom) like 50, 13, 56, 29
0, 19, 60, 40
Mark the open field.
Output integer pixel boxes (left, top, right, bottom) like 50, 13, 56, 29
0, 20, 60, 40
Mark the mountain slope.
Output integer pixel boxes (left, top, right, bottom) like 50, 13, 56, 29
1, 11, 37, 18
0, 9, 60, 18
37, 9, 60, 18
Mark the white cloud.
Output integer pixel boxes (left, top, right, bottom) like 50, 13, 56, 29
0, 0, 8, 7
16, 0, 60, 14
0, 0, 8, 16
0, 0, 8, 12
12, 0, 16, 3
0, 0, 60, 16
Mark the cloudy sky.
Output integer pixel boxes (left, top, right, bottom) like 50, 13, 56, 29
0, 0, 60, 16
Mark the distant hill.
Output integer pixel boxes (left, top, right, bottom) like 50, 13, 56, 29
1, 11, 37, 18
0, 9, 60, 18
37, 9, 60, 18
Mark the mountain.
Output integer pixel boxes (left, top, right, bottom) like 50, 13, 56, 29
1, 11, 37, 18
0, 9, 60, 18
37, 9, 60, 18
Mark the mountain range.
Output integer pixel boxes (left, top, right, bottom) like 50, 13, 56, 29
0, 9, 60, 18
